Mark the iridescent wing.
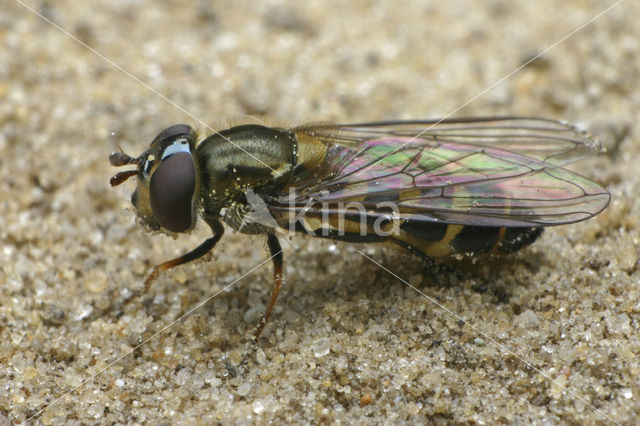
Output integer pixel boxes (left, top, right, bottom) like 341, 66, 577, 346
268, 117, 610, 227
297, 117, 601, 165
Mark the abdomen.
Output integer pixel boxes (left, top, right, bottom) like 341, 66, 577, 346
280, 210, 543, 259
395, 221, 543, 259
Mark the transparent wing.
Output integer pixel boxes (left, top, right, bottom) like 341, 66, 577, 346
293, 116, 603, 166
268, 117, 610, 227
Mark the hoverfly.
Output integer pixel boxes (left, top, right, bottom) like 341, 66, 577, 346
110, 117, 610, 338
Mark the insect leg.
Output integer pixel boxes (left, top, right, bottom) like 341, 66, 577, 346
253, 233, 284, 339
143, 220, 225, 290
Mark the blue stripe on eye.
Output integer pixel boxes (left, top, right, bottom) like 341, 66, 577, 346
161, 138, 191, 160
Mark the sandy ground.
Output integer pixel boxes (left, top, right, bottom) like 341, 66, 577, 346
1, 0, 639, 424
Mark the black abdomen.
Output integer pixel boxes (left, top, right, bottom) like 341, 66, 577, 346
498, 227, 543, 253
451, 225, 543, 254
395, 221, 543, 258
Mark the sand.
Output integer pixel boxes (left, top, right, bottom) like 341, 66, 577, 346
1, 0, 639, 424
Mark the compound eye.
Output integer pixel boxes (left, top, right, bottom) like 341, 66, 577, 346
149, 152, 195, 232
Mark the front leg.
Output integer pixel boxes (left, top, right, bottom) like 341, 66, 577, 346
144, 220, 225, 290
